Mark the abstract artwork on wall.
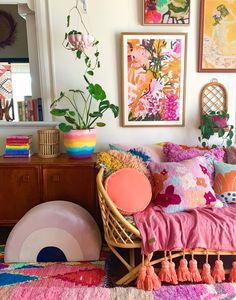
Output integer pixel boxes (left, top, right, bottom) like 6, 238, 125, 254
199, 0, 236, 72
143, 0, 190, 25
121, 33, 187, 127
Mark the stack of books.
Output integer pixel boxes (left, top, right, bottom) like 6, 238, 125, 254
4, 135, 33, 158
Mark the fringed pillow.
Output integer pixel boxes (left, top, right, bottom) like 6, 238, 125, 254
96, 150, 151, 180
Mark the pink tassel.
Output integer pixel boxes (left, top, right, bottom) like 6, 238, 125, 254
145, 264, 161, 291
169, 252, 178, 285
136, 265, 147, 289
189, 253, 202, 283
230, 261, 236, 283
212, 254, 225, 283
159, 253, 171, 283
177, 252, 191, 282
201, 253, 214, 284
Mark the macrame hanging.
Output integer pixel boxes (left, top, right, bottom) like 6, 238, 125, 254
200, 78, 228, 117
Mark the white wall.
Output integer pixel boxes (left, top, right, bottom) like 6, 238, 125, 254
0, 0, 235, 154
49, 0, 236, 151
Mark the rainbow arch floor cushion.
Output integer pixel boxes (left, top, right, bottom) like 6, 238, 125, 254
4, 201, 102, 263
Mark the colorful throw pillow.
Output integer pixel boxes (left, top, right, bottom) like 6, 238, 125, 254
105, 168, 152, 215
96, 150, 151, 180
214, 161, 236, 204
109, 143, 165, 164
163, 142, 225, 186
150, 156, 217, 213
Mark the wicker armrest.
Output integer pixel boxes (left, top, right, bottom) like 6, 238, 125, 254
96, 168, 141, 248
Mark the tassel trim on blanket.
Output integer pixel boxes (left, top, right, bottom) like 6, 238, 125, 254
136, 249, 234, 290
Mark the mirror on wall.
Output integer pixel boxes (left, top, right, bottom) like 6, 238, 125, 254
0, 3, 42, 123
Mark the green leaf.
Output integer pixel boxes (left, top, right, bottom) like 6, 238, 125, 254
228, 130, 234, 139
89, 112, 103, 118
218, 127, 225, 138
59, 123, 73, 133
67, 15, 70, 27
60, 91, 65, 97
64, 33, 68, 39
69, 111, 76, 116
202, 141, 206, 147
87, 70, 94, 76
227, 139, 233, 147
76, 50, 82, 59
96, 122, 106, 127
69, 89, 84, 93
109, 104, 119, 118
99, 100, 110, 112
65, 115, 76, 124
94, 41, 99, 45
88, 84, 106, 100
50, 108, 68, 116
95, 52, 99, 57
98, 61, 100, 68
85, 56, 89, 65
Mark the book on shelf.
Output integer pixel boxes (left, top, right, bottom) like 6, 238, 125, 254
17, 97, 43, 122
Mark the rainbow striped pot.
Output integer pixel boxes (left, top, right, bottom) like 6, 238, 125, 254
64, 129, 96, 159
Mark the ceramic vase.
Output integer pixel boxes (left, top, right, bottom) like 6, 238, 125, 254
64, 129, 96, 159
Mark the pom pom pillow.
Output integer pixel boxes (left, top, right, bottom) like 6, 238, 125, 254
214, 161, 236, 204
163, 142, 225, 186
150, 156, 217, 214
105, 168, 152, 215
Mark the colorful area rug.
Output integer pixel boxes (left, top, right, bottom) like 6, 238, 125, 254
1, 245, 236, 299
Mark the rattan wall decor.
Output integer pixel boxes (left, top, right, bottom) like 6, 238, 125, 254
200, 78, 228, 116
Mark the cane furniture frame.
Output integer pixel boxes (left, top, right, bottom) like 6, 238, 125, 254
97, 168, 236, 286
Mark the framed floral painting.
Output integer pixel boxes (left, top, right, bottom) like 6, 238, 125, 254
121, 33, 187, 127
199, 0, 236, 72
143, 0, 190, 25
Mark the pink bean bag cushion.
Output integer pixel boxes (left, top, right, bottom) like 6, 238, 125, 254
105, 168, 152, 215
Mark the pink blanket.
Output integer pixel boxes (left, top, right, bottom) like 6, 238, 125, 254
134, 203, 236, 255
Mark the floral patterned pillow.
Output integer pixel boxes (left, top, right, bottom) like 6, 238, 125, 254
150, 156, 217, 213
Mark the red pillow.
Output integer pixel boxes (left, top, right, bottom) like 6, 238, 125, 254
105, 168, 152, 215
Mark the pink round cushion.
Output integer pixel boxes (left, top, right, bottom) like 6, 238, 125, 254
104, 168, 152, 215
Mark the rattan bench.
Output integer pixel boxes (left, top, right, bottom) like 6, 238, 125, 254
96, 167, 236, 286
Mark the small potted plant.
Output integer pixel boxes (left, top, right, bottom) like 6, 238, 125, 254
198, 110, 234, 148
50, 1, 119, 158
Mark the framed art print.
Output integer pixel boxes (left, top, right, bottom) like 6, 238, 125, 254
143, 0, 190, 25
199, 0, 236, 72
121, 33, 187, 127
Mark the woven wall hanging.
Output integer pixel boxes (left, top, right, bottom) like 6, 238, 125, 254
200, 78, 228, 116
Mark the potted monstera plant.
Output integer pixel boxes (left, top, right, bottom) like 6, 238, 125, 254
50, 1, 119, 158
198, 110, 234, 148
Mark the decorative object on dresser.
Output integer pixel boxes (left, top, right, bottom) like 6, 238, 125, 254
50, 0, 119, 158
198, 0, 236, 72
38, 128, 60, 158
143, 0, 190, 25
121, 32, 187, 127
0, 154, 100, 230
199, 79, 234, 148
4, 135, 33, 158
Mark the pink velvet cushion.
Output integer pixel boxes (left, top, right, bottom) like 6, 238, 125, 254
163, 142, 225, 186
150, 156, 217, 213
105, 168, 152, 215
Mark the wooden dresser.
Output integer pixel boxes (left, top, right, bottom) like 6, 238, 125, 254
0, 154, 101, 229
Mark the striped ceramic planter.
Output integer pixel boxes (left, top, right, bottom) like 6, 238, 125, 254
64, 129, 96, 159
